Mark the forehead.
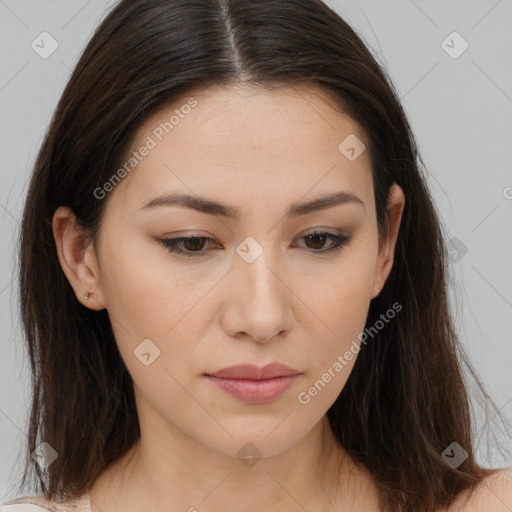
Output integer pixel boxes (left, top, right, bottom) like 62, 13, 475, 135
107, 83, 373, 214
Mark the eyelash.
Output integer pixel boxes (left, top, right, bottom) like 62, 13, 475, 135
158, 230, 351, 258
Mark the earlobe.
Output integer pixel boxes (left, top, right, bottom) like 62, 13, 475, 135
52, 206, 106, 311
371, 184, 405, 299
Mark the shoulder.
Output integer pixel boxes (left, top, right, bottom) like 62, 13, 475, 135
444, 468, 512, 511
0, 493, 88, 512
0, 500, 56, 512
0, 496, 54, 512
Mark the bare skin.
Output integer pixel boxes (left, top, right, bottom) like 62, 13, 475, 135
52, 82, 512, 512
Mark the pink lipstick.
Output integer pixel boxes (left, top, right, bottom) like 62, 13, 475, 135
205, 362, 301, 404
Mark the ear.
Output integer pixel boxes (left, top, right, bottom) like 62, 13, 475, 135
371, 183, 405, 299
52, 206, 106, 310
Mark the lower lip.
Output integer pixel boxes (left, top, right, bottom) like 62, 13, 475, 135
205, 375, 300, 404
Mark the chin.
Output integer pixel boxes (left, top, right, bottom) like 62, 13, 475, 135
199, 422, 310, 462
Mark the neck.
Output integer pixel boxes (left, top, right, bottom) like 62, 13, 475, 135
90, 415, 359, 512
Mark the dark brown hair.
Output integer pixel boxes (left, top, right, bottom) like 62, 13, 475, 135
16, 0, 508, 510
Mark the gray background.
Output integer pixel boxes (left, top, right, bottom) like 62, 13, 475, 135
1, 0, 511, 501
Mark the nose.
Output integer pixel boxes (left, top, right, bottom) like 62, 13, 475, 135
221, 243, 293, 343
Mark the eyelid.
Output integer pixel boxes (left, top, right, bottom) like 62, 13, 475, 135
157, 228, 351, 258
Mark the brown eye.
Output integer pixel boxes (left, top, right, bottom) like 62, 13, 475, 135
181, 237, 208, 252
159, 230, 350, 258
304, 232, 330, 250
159, 236, 218, 257
295, 230, 351, 254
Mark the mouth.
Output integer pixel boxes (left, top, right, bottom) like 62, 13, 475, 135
205, 362, 302, 404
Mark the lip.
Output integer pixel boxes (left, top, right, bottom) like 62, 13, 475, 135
208, 362, 301, 380
205, 363, 301, 404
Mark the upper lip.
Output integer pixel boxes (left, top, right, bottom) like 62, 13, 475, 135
206, 363, 301, 380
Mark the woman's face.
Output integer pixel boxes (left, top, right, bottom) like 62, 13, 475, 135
62, 83, 404, 459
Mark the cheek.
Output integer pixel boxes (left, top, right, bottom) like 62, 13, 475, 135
97, 243, 204, 419
304, 245, 376, 337
98, 233, 194, 339
297, 241, 377, 394
97, 235, 220, 385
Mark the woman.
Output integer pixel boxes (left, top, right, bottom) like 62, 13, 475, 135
2, 0, 511, 511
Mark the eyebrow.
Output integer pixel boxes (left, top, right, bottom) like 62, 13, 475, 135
138, 190, 365, 219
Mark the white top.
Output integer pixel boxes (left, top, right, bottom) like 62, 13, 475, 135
0, 490, 90, 512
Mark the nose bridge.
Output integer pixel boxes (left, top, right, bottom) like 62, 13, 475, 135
231, 235, 290, 340
246, 247, 279, 297
238, 235, 283, 302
